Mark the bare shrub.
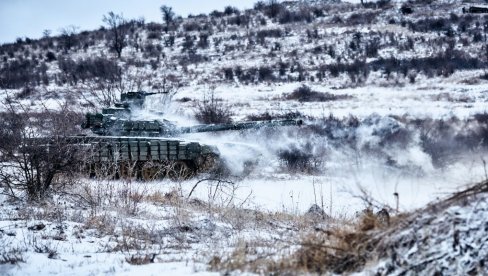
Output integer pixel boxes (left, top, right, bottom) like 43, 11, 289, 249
278, 9, 313, 24
195, 92, 233, 124
408, 17, 450, 33
0, 248, 24, 264
278, 143, 321, 174
181, 35, 195, 52
285, 85, 350, 102
227, 15, 250, 26
103, 12, 128, 58
147, 31, 160, 40
283, 230, 374, 274
224, 6, 240, 16
211, 210, 388, 274
0, 232, 26, 263
197, 33, 210, 49
15, 86, 37, 99
83, 213, 117, 236
253, 0, 283, 19
33, 243, 58, 259
345, 11, 379, 26
258, 66, 275, 81
400, 4, 413, 14
0, 102, 83, 200
58, 56, 121, 85
368, 50, 481, 79
365, 37, 380, 58
362, 0, 393, 9
256, 28, 283, 40
126, 254, 156, 265
183, 22, 201, 32
0, 59, 49, 89
58, 25, 79, 52
246, 111, 303, 121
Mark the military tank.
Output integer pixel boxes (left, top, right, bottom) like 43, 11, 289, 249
77, 92, 303, 180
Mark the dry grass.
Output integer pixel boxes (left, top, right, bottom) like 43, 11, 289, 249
125, 253, 157, 265
145, 189, 182, 206
83, 213, 117, 236
275, 232, 372, 273
210, 207, 402, 275
0, 247, 25, 265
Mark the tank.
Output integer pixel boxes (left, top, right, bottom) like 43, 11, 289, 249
77, 92, 303, 180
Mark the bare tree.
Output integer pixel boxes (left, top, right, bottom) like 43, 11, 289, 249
84, 80, 120, 108
103, 12, 127, 58
59, 25, 79, 52
0, 101, 83, 200
146, 58, 182, 110
266, 0, 282, 18
160, 5, 175, 32
42, 29, 51, 38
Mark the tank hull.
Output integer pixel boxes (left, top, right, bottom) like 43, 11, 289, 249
67, 136, 219, 180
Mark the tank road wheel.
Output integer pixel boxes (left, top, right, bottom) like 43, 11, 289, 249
118, 162, 134, 179
197, 153, 219, 173
141, 162, 163, 181
153, 162, 167, 179
167, 161, 195, 180
94, 163, 116, 179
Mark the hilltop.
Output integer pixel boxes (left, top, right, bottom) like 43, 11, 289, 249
1, 0, 487, 109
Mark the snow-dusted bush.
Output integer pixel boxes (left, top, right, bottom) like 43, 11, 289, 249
285, 85, 350, 102
278, 144, 320, 174
345, 11, 379, 26
278, 9, 313, 24
142, 42, 162, 58
197, 33, 210, 49
227, 14, 250, 26
57, 56, 121, 85
256, 0, 283, 19
246, 111, 303, 121
194, 93, 233, 124
369, 50, 481, 79
0, 59, 48, 89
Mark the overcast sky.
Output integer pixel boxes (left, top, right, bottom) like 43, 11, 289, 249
0, 0, 258, 44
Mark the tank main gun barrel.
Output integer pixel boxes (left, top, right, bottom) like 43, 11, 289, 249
83, 113, 303, 137
178, 119, 303, 134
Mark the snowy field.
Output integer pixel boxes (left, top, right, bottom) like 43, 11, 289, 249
143, 80, 488, 216
2, 79, 488, 275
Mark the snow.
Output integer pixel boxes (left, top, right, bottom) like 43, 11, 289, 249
365, 184, 488, 275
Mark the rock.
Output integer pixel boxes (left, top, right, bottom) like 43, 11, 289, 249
376, 208, 390, 227
306, 204, 328, 219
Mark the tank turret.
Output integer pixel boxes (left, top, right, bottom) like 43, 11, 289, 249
83, 91, 302, 136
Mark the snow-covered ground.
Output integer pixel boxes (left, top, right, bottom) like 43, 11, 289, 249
168, 81, 488, 121
365, 181, 488, 275
136, 80, 488, 217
